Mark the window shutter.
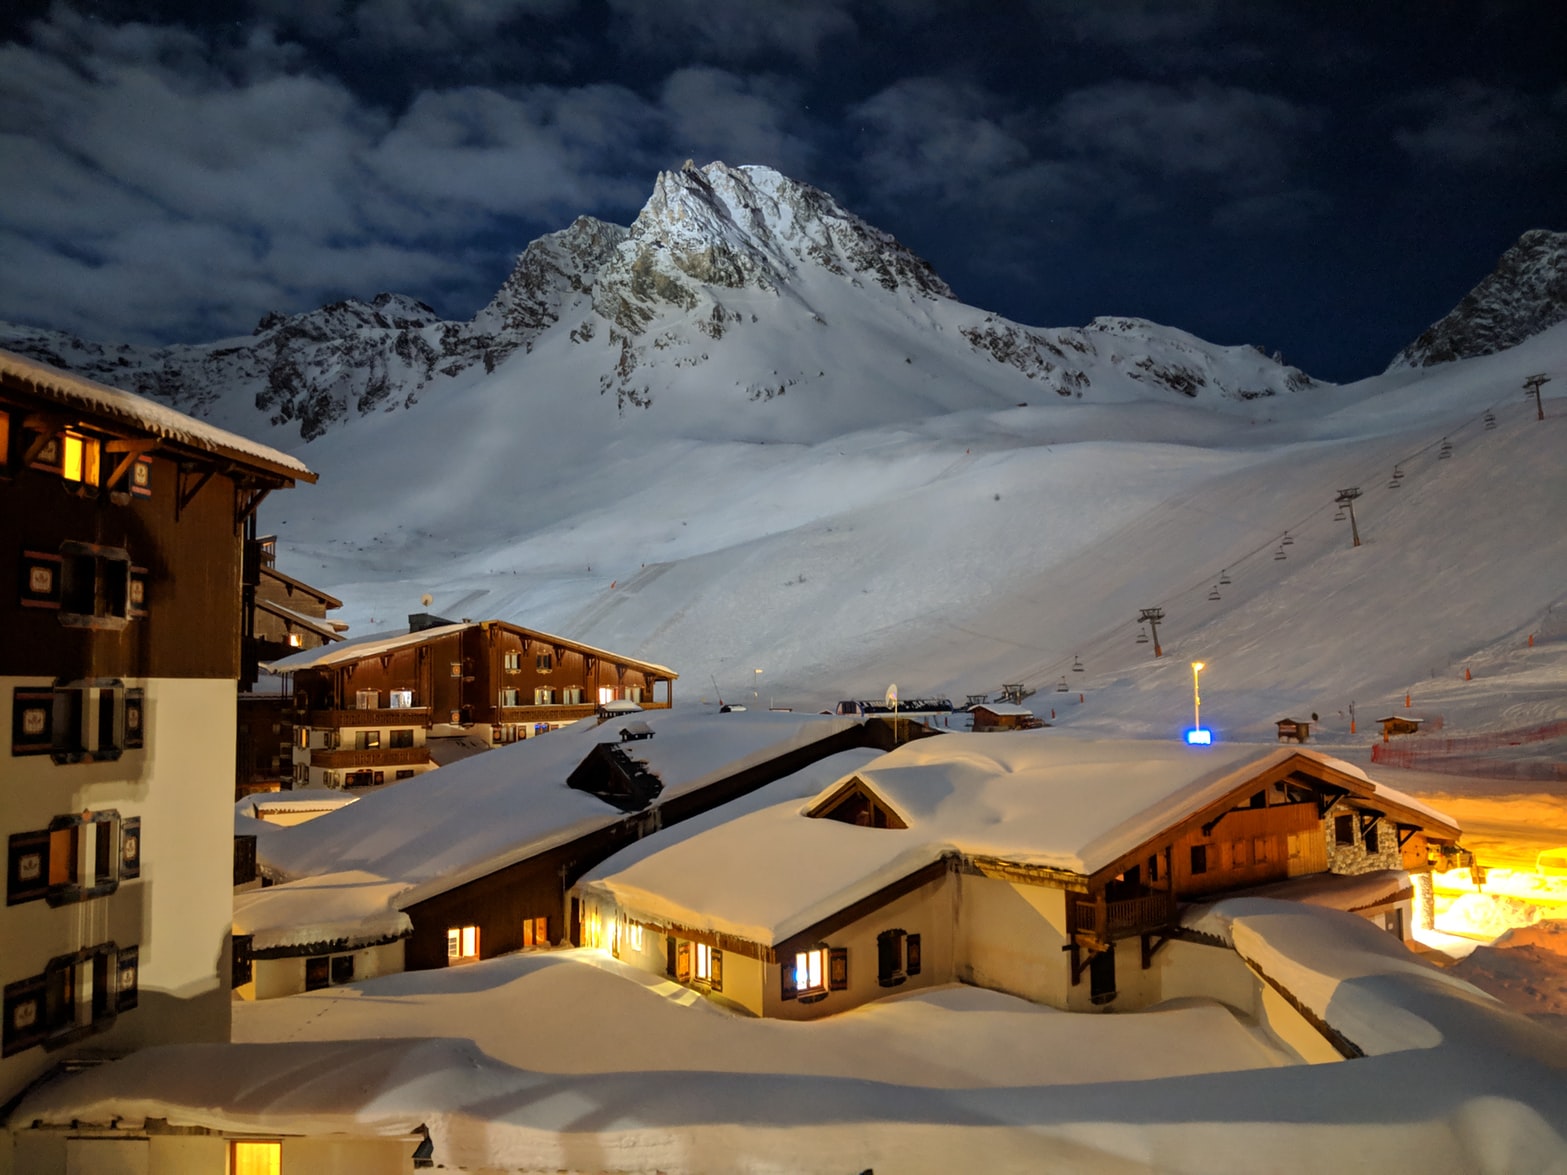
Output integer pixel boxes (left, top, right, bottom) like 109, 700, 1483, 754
710, 949, 723, 992
828, 947, 848, 991
6, 829, 52, 905
906, 934, 921, 976
780, 956, 798, 1001
115, 947, 139, 1013
676, 941, 691, 983
11, 688, 55, 755
665, 936, 677, 977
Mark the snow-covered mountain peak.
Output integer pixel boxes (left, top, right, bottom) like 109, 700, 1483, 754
592, 161, 953, 332
1389, 227, 1567, 370
472, 216, 627, 337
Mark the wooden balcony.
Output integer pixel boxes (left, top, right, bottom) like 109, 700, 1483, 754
1070, 890, 1177, 945
310, 746, 430, 770
303, 707, 430, 728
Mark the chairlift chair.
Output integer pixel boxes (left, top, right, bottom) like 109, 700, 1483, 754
1072, 656, 1084, 673
1281, 531, 1295, 546
1218, 569, 1231, 585
1484, 411, 1497, 430
1333, 506, 1346, 521
1056, 678, 1069, 692
1438, 437, 1453, 459
1136, 627, 1150, 644
1274, 546, 1287, 561
1207, 585, 1221, 601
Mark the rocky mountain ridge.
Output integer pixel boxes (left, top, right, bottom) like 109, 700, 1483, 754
0, 162, 1319, 442
1389, 228, 1567, 371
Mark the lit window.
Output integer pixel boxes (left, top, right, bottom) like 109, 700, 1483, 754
232, 1140, 281, 1175
794, 948, 824, 994
447, 925, 479, 962
628, 923, 643, 952
597, 687, 616, 705
534, 687, 556, 706
499, 688, 519, 707
503, 651, 521, 671
536, 653, 553, 671
389, 689, 414, 709
287, 633, 302, 648
61, 431, 100, 485
522, 916, 548, 948
694, 942, 711, 980
357, 730, 380, 750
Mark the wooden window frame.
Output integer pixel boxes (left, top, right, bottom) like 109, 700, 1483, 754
1, 942, 134, 1057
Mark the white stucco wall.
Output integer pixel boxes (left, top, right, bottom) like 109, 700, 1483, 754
1, 677, 233, 1108
953, 873, 1073, 1008
241, 940, 406, 1001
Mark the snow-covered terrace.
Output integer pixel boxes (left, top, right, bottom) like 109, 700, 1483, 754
580, 735, 1459, 946
17, 901, 1567, 1172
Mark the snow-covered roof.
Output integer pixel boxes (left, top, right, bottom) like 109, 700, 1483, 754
233, 870, 412, 952
235, 789, 359, 818
581, 736, 1460, 947
0, 348, 313, 482
973, 702, 1033, 716
257, 709, 861, 912
263, 618, 676, 678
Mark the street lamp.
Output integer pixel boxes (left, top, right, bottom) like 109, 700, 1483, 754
753, 667, 762, 703
1186, 661, 1212, 745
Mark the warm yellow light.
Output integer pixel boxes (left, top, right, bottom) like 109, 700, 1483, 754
62, 433, 84, 481
232, 1140, 281, 1175
1191, 661, 1205, 673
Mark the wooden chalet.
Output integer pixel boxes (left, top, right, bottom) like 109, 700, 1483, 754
243, 712, 920, 994
970, 702, 1041, 732
267, 614, 677, 789
1378, 715, 1422, 739
0, 349, 314, 1106
1275, 718, 1310, 743
236, 537, 346, 797
576, 737, 1462, 1019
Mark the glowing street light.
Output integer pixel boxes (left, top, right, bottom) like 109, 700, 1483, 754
1186, 660, 1212, 745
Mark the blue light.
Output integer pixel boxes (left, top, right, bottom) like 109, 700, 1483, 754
1186, 728, 1213, 745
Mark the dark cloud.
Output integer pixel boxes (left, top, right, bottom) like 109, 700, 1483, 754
1051, 80, 1317, 188
1390, 81, 1562, 170
606, 0, 856, 65
659, 68, 817, 177
848, 78, 1082, 213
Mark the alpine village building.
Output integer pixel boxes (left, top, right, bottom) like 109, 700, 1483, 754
268, 618, 677, 790
576, 737, 1463, 1023
0, 350, 315, 1111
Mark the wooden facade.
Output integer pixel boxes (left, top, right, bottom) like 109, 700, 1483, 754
0, 350, 312, 1105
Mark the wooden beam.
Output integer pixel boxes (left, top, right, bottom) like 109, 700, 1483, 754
20, 422, 60, 467
177, 465, 215, 518
235, 485, 270, 531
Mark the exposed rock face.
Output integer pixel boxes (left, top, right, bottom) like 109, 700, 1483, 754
1389, 229, 1567, 370
0, 161, 1318, 439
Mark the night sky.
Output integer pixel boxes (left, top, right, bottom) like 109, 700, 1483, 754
1, 1, 1563, 382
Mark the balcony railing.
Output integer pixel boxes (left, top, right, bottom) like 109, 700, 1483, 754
302, 707, 430, 727
1071, 890, 1176, 942
310, 746, 430, 769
